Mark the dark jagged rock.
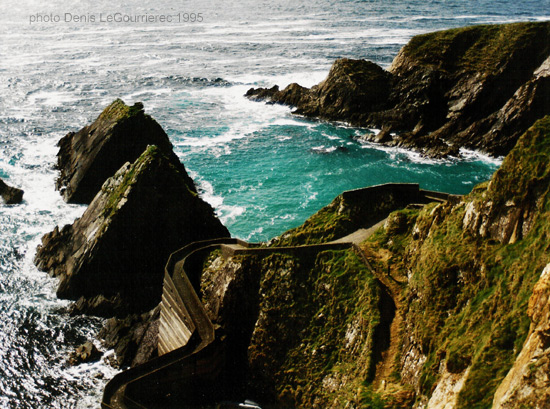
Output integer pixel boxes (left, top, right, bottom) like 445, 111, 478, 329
247, 22, 550, 158
67, 341, 102, 366
99, 306, 160, 368
55, 99, 195, 204
35, 145, 230, 316
246, 59, 392, 123
0, 178, 24, 204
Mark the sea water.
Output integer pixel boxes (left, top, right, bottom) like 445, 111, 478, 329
1, 0, 548, 407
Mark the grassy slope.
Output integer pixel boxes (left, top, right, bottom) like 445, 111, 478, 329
399, 22, 550, 74
362, 116, 550, 408
245, 249, 382, 408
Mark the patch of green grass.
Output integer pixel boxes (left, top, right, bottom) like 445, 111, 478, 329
98, 99, 144, 122
246, 249, 383, 407
272, 195, 357, 246
401, 22, 550, 74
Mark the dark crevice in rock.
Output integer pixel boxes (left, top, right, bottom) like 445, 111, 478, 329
367, 282, 396, 383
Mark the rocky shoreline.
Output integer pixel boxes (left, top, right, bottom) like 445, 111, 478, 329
35, 100, 229, 367
29, 20, 550, 409
247, 22, 550, 159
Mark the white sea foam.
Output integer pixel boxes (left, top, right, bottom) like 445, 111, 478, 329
26, 90, 79, 106
189, 170, 246, 225
460, 148, 504, 166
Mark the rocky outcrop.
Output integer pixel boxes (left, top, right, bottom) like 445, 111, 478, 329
55, 99, 194, 204
492, 263, 550, 409
99, 306, 160, 368
67, 341, 102, 366
35, 145, 229, 316
247, 59, 392, 123
247, 22, 550, 158
0, 178, 23, 204
199, 248, 384, 408
463, 116, 550, 243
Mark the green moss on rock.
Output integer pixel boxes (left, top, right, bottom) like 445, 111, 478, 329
399, 22, 550, 75
247, 249, 383, 408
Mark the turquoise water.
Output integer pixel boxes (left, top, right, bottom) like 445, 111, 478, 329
177, 107, 498, 241
0, 0, 548, 406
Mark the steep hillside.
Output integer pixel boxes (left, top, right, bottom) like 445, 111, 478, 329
196, 116, 550, 408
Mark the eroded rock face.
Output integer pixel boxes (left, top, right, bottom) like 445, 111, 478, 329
463, 116, 550, 243
55, 99, 194, 204
492, 263, 550, 409
0, 178, 23, 204
99, 306, 160, 368
35, 145, 229, 316
247, 22, 550, 158
246, 59, 392, 123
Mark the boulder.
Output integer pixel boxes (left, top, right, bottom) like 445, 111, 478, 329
35, 145, 230, 315
55, 99, 194, 204
0, 178, 24, 204
247, 22, 550, 158
67, 341, 102, 366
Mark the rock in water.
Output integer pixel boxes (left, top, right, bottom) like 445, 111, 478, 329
35, 145, 229, 315
55, 99, 195, 204
67, 341, 102, 366
0, 178, 24, 204
246, 58, 392, 123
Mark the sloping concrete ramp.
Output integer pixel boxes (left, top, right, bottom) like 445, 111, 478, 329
101, 239, 239, 409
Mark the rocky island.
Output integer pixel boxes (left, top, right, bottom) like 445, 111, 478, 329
32, 20, 550, 409
35, 100, 229, 367
0, 177, 24, 204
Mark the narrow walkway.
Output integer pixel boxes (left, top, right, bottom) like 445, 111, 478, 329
102, 185, 456, 408
330, 218, 386, 244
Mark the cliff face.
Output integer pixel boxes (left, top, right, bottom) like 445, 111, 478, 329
196, 116, 550, 408
247, 22, 550, 158
363, 116, 550, 408
492, 263, 550, 409
199, 248, 389, 408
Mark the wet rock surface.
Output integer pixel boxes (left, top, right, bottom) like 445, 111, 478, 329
67, 341, 102, 366
0, 178, 24, 204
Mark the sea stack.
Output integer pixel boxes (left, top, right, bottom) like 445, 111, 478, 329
55, 99, 195, 204
36, 145, 229, 315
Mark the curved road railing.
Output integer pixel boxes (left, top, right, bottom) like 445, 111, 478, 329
101, 238, 247, 409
